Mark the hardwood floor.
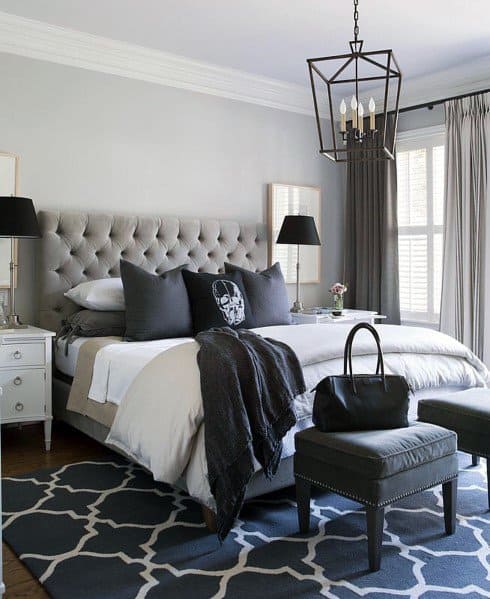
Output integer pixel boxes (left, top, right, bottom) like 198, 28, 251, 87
2, 421, 113, 598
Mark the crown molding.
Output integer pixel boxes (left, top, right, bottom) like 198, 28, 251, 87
0, 10, 488, 120
0, 11, 314, 116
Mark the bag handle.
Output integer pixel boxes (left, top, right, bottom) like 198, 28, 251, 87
343, 323, 385, 392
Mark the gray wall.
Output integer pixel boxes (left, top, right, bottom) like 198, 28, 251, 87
0, 53, 344, 325
397, 105, 445, 132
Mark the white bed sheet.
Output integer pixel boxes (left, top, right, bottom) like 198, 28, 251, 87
55, 337, 90, 377
88, 337, 193, 404
88, 333, 485, 409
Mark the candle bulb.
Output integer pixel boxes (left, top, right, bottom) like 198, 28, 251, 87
339, 99, 346, 132
358, 102, 364, 133
351, 95, 358, 129
369, 97, 376, 130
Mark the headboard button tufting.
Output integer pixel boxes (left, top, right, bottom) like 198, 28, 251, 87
38, 211, 266, 332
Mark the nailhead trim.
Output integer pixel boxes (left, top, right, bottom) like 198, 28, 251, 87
294, 472, 458, 508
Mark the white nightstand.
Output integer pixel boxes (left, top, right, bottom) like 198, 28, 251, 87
0, 326, 55, 451
291, 309, 387, 326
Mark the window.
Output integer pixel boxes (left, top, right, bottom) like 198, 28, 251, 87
396, 127, 445, 324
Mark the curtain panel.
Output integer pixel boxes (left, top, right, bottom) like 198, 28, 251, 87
344, 116, 400, 324
440, 92, 490, 363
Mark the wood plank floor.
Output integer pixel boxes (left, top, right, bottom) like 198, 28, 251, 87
2, 422, 113, 598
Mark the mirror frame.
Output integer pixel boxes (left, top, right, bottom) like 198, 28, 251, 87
0, 151, 19, 289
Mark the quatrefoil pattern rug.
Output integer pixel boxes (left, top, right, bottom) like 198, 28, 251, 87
3, 454, 490, 598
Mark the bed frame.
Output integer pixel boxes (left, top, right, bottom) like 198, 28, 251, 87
38, 209, 295, 529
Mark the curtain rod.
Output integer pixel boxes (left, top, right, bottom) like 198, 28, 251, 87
396, 88, 490, 114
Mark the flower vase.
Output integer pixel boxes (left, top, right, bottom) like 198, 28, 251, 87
332, 294, 343, 316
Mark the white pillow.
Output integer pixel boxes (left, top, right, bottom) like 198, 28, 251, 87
64, 278, 125, 311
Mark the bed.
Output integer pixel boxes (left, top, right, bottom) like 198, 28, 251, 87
39, 209, 489, 526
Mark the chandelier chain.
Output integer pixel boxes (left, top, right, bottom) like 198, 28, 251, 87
353, 0, 360, 41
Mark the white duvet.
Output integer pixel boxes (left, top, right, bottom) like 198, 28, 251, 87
103, 324, 488, 506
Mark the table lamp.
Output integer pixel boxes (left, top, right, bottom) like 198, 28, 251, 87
0, 197, 41, 328
276, 215, 321, 313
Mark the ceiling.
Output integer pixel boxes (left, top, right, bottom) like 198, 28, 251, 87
0, 0, 488, 87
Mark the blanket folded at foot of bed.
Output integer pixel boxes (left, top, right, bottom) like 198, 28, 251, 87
196, 327, 305, 540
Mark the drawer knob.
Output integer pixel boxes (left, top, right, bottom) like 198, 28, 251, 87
14, 376, 22, 386
15, 402, 24, 412
13, 350, 22, 360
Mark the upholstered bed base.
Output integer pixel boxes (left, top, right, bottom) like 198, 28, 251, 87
52, 374, 295, 502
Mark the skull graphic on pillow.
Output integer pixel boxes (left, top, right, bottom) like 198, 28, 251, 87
212, 280, 245, 326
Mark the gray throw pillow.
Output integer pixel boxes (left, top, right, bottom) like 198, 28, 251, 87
120, 260, 193, 341
225, 262, 291, 327
59, 309, 126, 338
57, 309, 126, 355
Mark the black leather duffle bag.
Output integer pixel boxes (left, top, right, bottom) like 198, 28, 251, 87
313, 322, 410, 432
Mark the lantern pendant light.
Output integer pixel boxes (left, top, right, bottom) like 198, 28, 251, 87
307, 0, 402, 162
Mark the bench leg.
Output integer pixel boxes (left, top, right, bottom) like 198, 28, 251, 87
366, 506, 384, 572
472, 454, 480, 467
442, 478, 457, 535
295, 476, 311, 533
487, 459, 490, 510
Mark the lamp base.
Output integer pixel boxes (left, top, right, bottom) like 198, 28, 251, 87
290, 301, 304, 313
0, 314, 28, 329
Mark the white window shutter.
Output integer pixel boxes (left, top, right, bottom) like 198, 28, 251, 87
396, 130, 445, 324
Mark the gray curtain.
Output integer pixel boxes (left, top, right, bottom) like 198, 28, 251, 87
344, 116, 400, 324
440, 92, 490, 363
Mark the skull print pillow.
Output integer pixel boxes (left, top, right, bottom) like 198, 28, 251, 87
182, 270, 256, 334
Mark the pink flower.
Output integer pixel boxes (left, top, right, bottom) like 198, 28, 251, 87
329, 283, 348, 295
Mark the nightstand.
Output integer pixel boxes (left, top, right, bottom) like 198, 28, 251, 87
0, 326, 55, 451
291, 309, 387, 326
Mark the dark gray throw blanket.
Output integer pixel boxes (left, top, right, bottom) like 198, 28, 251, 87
195, 327, 305, 541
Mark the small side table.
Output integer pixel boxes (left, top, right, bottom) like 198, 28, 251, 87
0, 326, 55, 451
291, 309, 387, 326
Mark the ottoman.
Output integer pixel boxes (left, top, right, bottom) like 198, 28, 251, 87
294, 422, 458, 571
418, 388, 490, 508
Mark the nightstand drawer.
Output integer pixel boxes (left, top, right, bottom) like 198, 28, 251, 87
0, 369, 46, 421
0, 343, 45, 368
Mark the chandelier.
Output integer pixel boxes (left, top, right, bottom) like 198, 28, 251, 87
307, 0, 402, 162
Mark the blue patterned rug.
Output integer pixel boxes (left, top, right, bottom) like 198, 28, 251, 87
2, 454, 490, 598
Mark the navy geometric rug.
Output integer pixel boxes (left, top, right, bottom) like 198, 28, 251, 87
3, 454, 490, 598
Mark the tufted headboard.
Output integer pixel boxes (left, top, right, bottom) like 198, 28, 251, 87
38, 210, 267, 332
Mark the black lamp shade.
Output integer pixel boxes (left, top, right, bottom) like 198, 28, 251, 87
276, 215, 321, 246
0, 197, 41, 238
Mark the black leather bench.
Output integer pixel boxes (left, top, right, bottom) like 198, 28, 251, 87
418, 388, 490, 508
294, 422, 458, 571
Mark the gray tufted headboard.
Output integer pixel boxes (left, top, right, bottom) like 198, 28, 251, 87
38, 210, 267, 332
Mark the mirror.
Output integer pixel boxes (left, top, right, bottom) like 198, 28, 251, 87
0, 152, 19, 288
268, 183, 321, 284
